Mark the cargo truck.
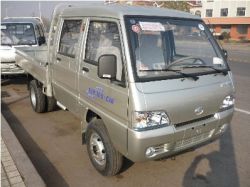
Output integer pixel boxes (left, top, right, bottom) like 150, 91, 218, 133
15, 4, 235, 176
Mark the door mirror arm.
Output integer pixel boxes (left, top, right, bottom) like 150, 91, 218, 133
222, 49, 228, 60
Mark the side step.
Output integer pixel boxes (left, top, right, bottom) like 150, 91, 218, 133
56, 101, 67, 110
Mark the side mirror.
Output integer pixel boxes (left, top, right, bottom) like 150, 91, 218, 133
98, 55, 117, 80
38, 36, 46, 46
222, 49, 228, 60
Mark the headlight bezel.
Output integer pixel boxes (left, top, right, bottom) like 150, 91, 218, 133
132, 111, 171, 131
219, 95, 235, 112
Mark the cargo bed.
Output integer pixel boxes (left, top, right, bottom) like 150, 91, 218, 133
15, 46, 49, 86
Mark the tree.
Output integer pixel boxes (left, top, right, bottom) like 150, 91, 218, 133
161, 1, 190, 12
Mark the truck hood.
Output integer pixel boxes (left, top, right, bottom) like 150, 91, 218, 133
134, 74, 234, 124
0, 46, 16, 62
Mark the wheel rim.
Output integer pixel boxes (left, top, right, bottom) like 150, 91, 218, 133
30, 86, 36, 107
90, 132, 106, 167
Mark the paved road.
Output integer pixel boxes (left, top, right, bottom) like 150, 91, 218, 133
223, 43, 250, 64
1, 46, 250, 187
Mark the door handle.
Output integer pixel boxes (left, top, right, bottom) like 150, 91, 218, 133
82, 67, 89, 72
56, 57, 61, 61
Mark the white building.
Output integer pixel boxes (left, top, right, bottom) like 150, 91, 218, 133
190, 0, 250, 40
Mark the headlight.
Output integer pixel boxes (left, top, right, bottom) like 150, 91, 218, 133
219, 95, 235, 111
132, 111, 170, 131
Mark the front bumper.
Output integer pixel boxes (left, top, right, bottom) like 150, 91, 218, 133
1, 62, 25, 75
127, 108, 234, 162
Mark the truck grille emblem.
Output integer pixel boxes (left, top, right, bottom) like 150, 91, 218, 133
195, 106, 204, 116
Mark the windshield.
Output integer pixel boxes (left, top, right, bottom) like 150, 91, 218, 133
1, 23, 36, 46
126, 17, 228, 81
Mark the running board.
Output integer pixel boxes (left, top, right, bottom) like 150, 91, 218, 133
56, 101, 67, 110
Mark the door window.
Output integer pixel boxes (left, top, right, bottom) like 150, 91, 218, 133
85, 21, 124, 81
58, 20, 82, 58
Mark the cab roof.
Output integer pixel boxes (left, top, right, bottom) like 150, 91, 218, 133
2, 17, 43, 25
61, 4, 200, 20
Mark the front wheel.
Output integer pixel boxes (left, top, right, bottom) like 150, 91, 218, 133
86, 119, 123, 176
46, 96, 57, 112
29, 80, 46, 113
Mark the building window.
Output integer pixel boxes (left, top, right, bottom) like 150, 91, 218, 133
221, 8, 228, 17
237, 25, 248, 34
195, 10, 201, 17
221, 25, 231, 33
206, 9, 213, 17
237, 7, 246, 16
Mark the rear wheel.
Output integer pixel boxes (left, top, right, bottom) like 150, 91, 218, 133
86, 119, 123, 176
29, 80, 46, 113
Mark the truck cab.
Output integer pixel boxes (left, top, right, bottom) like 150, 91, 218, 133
1, 17, 46, 75
15, 4, 235, 176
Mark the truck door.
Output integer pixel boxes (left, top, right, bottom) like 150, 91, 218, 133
52, 18, 83, 114
78, 19, 128, 154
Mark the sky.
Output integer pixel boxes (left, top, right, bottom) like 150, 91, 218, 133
1, 1, 105, 20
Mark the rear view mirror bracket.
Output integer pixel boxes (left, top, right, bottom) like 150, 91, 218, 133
222, 49, 228, 60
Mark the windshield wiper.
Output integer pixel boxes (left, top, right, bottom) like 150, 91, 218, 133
183, 65, 228, 75
139, 69, 199, 81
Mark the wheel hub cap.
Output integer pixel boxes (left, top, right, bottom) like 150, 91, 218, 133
90, 132, 106, 166
30, 87, 36, 107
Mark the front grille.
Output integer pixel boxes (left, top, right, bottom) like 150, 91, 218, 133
175, 114, 214, 128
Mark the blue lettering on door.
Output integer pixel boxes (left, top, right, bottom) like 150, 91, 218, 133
86, 87, 115, 104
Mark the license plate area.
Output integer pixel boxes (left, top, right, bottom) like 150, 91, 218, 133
184, 124, 209, 139
175, 123, 215, 150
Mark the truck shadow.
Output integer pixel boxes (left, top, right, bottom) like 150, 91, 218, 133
182, 126, 239, 187
1, 102, 69, 187
1, 75, 27, 86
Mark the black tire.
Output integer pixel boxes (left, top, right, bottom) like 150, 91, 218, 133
46, 96, 57, 112
86, 119, 123, 176
29, 80, 46, 113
